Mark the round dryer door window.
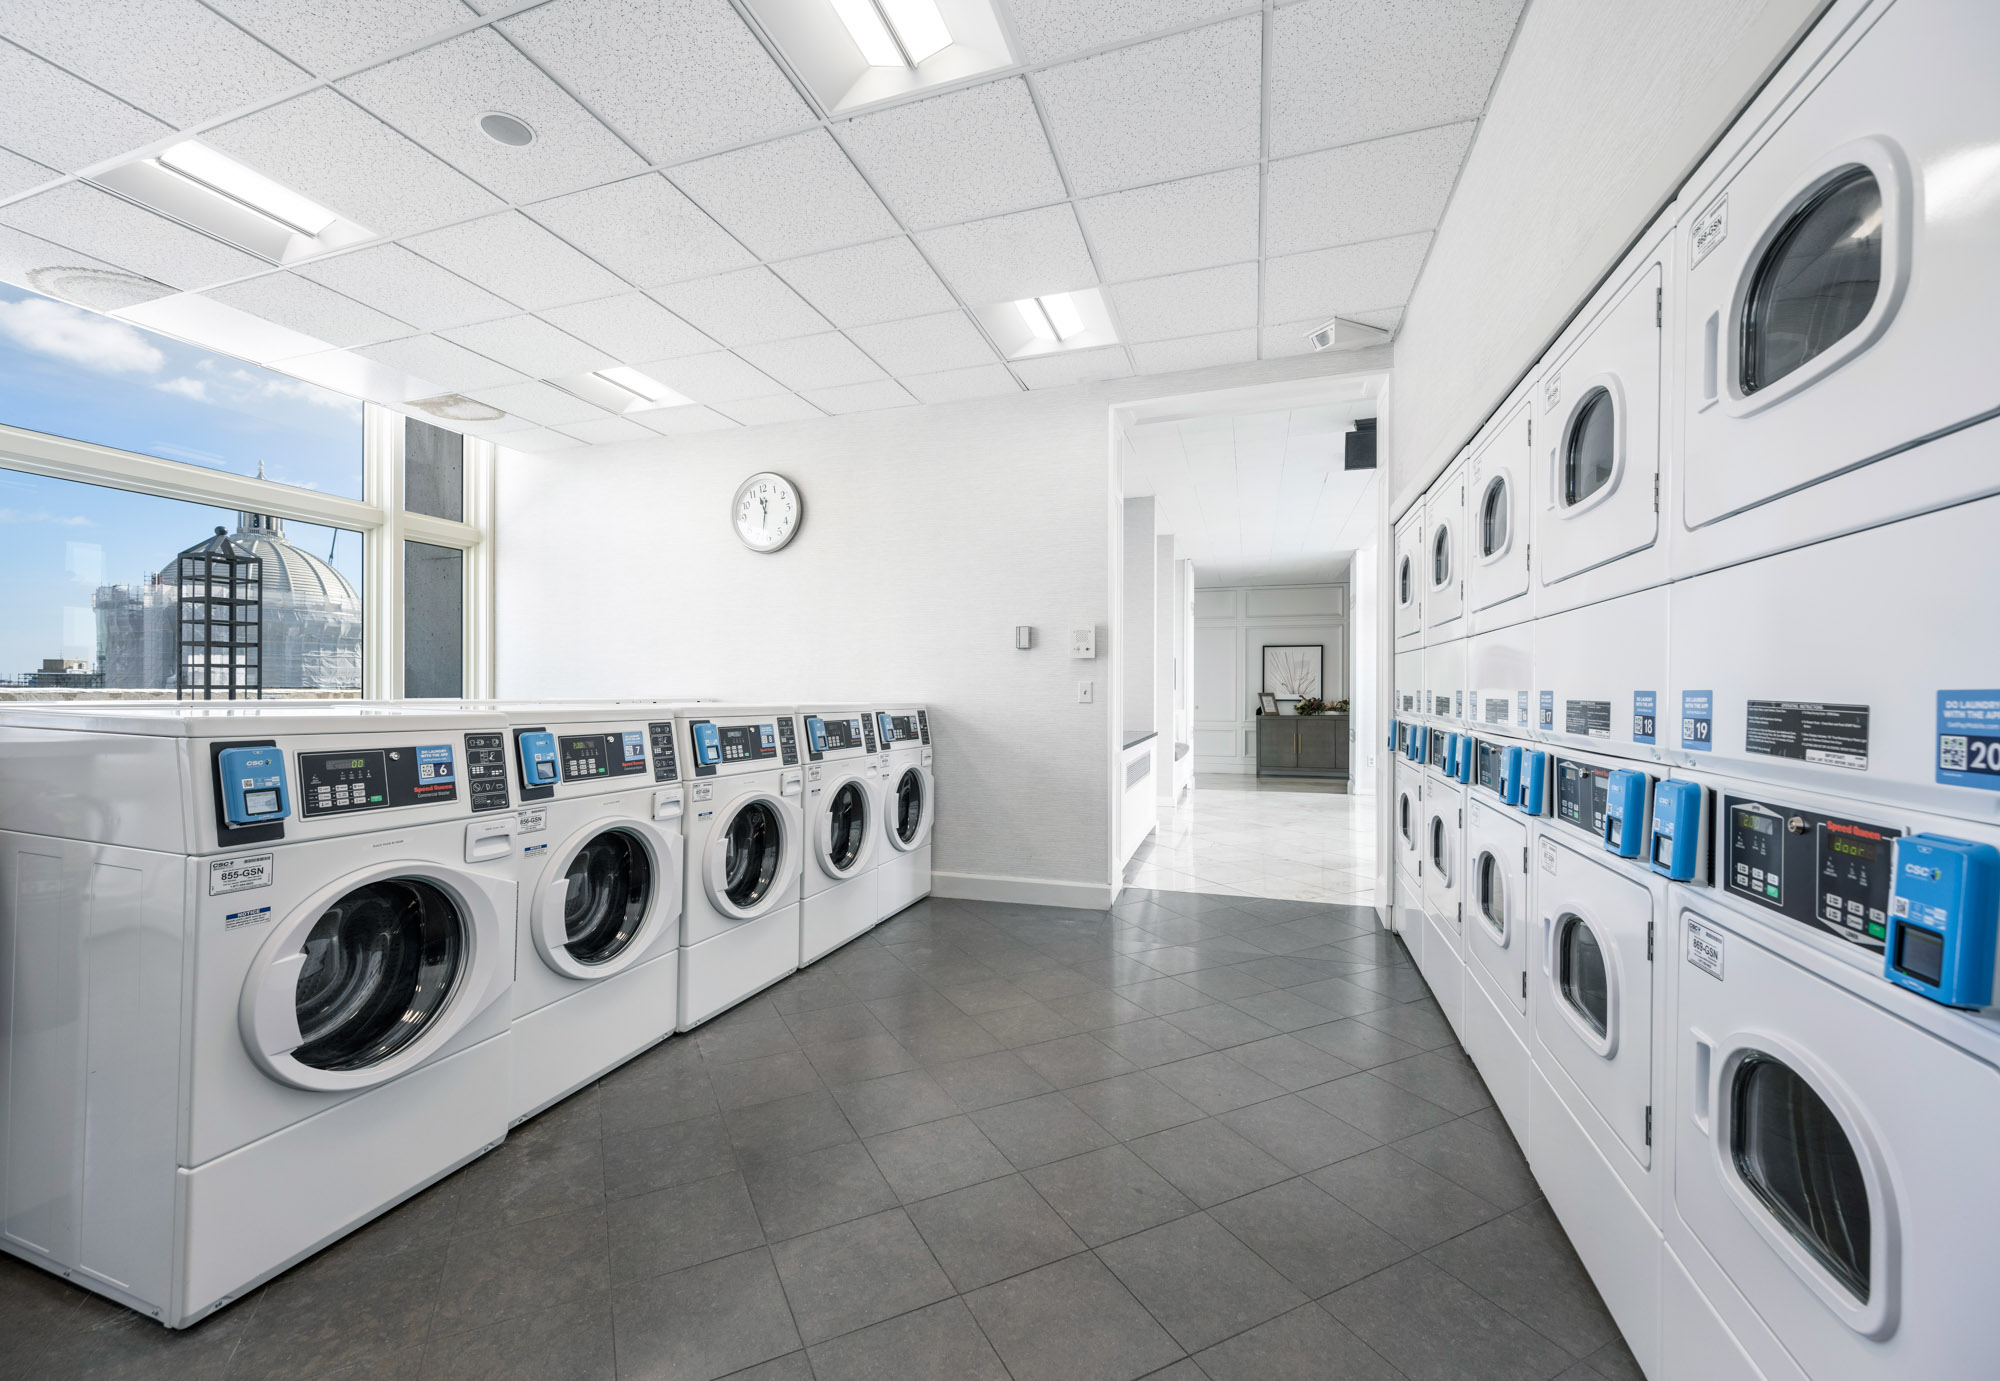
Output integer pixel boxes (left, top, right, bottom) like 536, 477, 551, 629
294, 879, 464, 1071
1740, 167, 1882, 397
1557, 914, 1609, 1038
825, 781, 869, 875
561, 829, 654, 965
723, 800, 784, 909
894, 769, 926, 846
1563, 388, 1616, 507
1731, 1053, 1872, 1301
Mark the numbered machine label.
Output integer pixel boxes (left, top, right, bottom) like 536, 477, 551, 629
1680, 690, 1713, 752
1936, 690, 2000, 791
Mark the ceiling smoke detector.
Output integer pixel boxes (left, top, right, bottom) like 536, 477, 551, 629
1308, 317, 1391, 351
478, 113, 536, 147
410, 394, 507, 422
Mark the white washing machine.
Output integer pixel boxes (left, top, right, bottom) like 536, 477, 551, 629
1468, 619, 1534, 739
678, 706, 804, 1030
1465, 392, 1535, 635
1674, 0, 2000, 578
1531, 210, 1674, 618
1392, 506, 1425, 652
797, 706, 885, 965
1424, 634, 1468, 731
493, 705, 684, 1123
1533, 583, 1670, 758
1666, 496, 2000, 821
1419, 758, 1466, 1037
1662, 765, 2000, 1381
1527, 746, 1670, 1374
1460, 733, 1539, 1151
0, 703, 516, 1327
875, 706, 935, 918
1423, 454, 1467, 645
1393, 756, 1427, 962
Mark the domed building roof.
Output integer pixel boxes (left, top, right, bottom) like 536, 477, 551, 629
164, 511, 358, 605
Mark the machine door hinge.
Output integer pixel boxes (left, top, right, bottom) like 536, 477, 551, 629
1522, 971, 1528, 999
1648, 921, 1655, 961
1653, 472, 1660, 512
1457, 902, 1463, 923
1523, 847, 1530, 872
1645, 1105, 1654, 1146
1655, 286, 1662, 328
1525, 542, 1531, 572
1458, 808, 1463, 828
1526, 417, 1532, 448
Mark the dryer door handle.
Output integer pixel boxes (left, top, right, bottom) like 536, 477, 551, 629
1541, 915, 1553, 977
542, 876, 572, 956
1689, 1031, 1715, 1136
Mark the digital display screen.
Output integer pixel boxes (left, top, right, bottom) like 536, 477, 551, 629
328, 758, 366, 770
244, 790, 279, 815
819, 717, 862, 751
716, 723, 778, 763
1829, 836, 1875, 860
1738, 811, 1774, 835
1895, 925, 1945, 986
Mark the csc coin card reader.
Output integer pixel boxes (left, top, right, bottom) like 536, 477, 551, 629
218, 746, 289, 826
1602, 768, 1650, 859
1648, 779, 1707, 882
1885, 834, 2000, 1008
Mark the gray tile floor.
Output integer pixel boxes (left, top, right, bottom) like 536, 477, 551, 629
0, 890, 1640, 1381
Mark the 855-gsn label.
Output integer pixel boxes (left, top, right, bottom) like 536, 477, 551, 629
209, 852, 273, 895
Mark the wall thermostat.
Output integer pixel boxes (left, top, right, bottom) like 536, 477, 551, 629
1070, 627, 1096, 659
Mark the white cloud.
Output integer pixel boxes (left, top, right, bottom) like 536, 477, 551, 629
0, 507, 92, 526
0, 296, 163, 374
260, 375, 362, 416
156, 376, 208, 401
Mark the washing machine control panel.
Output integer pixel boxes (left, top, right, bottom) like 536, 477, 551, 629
299, 745, 457, 818
1722, 794, 1899, 951
690, 719, 787, 776
1554, 756, 1611, 837
465, 732, 511, 812
558, 730, 649, 783
805, 715, 870, 759
648, 722, 679, 782
878, 712, 923, 746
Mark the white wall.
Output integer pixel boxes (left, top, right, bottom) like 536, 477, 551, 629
496, 349, 1384, 905
1388, 0, 1829, 501
1120, 497, 1155, 731
1191, 583, 1348, 775
1152, 534, 1176, 787
1349, 537, 1378, 798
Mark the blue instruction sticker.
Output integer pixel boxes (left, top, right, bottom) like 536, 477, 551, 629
1538, 690, 1555, 731
1681, 690, 1713, 751
416, 743, 454, 781
1633, 691, 1657, 745
1517, 690, 1530, 729
1937, 690, 2000, 790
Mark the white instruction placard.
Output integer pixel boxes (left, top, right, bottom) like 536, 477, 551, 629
209, 853, 273, 896
1686, 919, 1725, 980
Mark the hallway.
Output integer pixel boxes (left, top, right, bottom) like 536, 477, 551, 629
1125, 778, 1378, 908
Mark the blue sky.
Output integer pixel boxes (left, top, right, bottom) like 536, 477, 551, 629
0, 287, 367, 679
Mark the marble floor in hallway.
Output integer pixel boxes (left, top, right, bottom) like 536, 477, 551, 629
1126, 776, 1377, 907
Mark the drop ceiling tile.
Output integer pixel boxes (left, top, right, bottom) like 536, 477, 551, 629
2, 0, 305, 127
714, 393, 823, 427
206, 88, 503, 239
1267, 123, 1476, 255
0, 146, 54, 199
1263, 231, 1432, 322
772, 238, 955, 330
802, 379, 916, 415
499, 0, 809, 166
359, 334, 528, 393
916, 204, 1096, 308
0, 42, 170, 172
0, 225, 175, 311
557, 415, 655, 445
1077, 166, 1259, 283
846, 312, 996, 376
467, 379, 607, 426
651, 267, 829, 348
405, 212, 627, 312
1006, 0, 1246, 64
636, 351, 783, 404
632, 404, 737, 436
500, 426, 586, 453
540, 293, 712, 364
1032, 16, 1261, 197
205, 273, 410, 348
1130, 329, 1259, 374
837, 78, 1065, 231
442, 314, 614, 379
1106, 262, 1257, 343
900, 363, 1021, 404
669, 130, 897, 262
339, 28, 645, 205
0, 183, 267, 291
296, 243, 514, 332
1270, 0, 1523, 156
735, 333, 883, 392
527, 175, 753, 288
206, 0, 474, 76
1010, 347, 1132, 390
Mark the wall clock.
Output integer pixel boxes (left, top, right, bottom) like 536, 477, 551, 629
732, 471, 802, 553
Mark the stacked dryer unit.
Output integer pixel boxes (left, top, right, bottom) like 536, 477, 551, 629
1385, 2, 2000, 1376
0, 703, 517, 1327
874, 706, 935, 917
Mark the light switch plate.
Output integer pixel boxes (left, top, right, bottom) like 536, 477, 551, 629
1077, 681, 1093, 704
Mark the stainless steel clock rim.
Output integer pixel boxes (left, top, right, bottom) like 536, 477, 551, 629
731, 470, 803, 553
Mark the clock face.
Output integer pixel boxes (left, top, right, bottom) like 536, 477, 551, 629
733, 472, 802, 552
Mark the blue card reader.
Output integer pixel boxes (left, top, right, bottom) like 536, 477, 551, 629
1498, 745, 1524, 807
1649, 779, 1704, 881
1516, 750, 1548, 816
1454, 735, 1473, 784
693, 722, 722, 766
1884, 834, 2000, 1008
1602, 768, 1649, 858
807, 717, 828, 753
518, 731, 559, 787
219, 746, 289, 826
1386, 718, 1398, 750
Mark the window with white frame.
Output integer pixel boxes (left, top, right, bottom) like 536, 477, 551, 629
0, 286, 491, 700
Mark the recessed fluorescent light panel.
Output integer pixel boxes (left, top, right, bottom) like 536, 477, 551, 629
743, 0, 1013, 113
975, 288, 1118, 359
93, 141, 375, 265
559, 368, 696, 414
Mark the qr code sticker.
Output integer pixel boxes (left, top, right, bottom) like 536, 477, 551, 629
1940, 735, 1969, 771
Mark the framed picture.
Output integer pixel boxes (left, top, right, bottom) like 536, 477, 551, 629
1259, 692, 1279, 715
1262, 644, 1324, 704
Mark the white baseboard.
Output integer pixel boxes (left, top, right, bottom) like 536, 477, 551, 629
1193, 759, 1253, 775
931, 871, 1116, 910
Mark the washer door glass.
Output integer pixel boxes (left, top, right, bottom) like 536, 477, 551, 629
1741, 167, 1882, 396
724, 800, 783, 908
1731, 1053, 1871, 1301
1557, 914, 1608, 1037
1564, 388, 1616, 507
827, 781, 868, 873
895, 769, 925, 845
562, 829, 653, 965
295, 878, 463, 1071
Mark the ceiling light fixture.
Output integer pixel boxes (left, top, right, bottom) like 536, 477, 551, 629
157, 141, 340, 236
978, 287, 1117, 359
829, 0, 951, 67
1017, 297, 1059, 344
595, 366, 690, 406
94, 141, 375, 265
478, 112, 536, 147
